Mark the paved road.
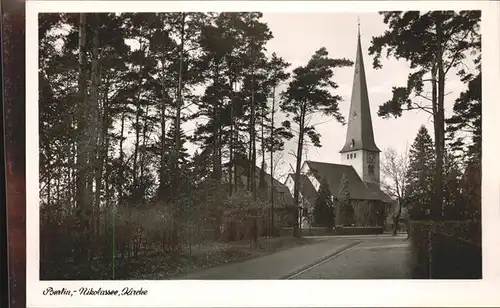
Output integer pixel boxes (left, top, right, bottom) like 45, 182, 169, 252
177, 235, 411, 279
291, 236, 411, 279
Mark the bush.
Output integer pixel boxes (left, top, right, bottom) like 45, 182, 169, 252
40, 188, 281, 279
408, 220, 481, 279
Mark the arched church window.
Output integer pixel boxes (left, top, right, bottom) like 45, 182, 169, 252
354, 153, 356, 158
368, 164, 374, 175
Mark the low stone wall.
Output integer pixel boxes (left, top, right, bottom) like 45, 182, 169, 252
408, 220, 481, 279
332, 226, 384, 235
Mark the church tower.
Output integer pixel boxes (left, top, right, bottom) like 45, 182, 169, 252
340, 21, 381, 186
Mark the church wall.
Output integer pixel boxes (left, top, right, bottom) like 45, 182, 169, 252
341, 150, 381, 186
301, 162, 321, 191
341, 150, 364, 180
284, 175, 311, 208
361, 151, 380, 186
350, 199, 387, 227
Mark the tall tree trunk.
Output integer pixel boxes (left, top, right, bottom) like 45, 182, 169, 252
118, 111, 126, 203
140, 105, 149, 183
46, 149, 52, 208
431, 60, 438, 213
133, 104, 140, 202
102, 111, 110, 240
259, 114, 267, 237
270, 84, 276, 234
234, 119, 239, 192
249, 31, 258, 241
229, 79, 234, 196
431, 17, 445, 220
159, 87, 167, 200
259, 112, 266, 190
94, 89, 108, 236
75, 12, 91, 263
212, 64, 221, 181
247, 133, 252, 190
89, 14, 101, 239
71, 140, 77, 213
132, 42, 144, 203
219, 131, 223, 175
174, 12, 186, 198
56, 176, 61, 223
434, 18, 445, 221
293, 104, 306, 238
250, 46, 256, 201
66, 162, 72, 217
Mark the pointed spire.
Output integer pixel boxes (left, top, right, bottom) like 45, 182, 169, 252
340, 23, 380, 154
357, 16, 360, 38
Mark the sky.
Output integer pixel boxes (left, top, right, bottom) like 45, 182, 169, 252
49, 12, 472, 183
186, 12, 471, 182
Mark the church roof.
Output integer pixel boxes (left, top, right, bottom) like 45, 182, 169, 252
340, 32, 380, 153
365, 182, 394, 203
305, 161, 391, 202
287, 173, 318, 206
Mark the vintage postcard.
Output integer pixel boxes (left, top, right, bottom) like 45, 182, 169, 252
24, 0, 500, 307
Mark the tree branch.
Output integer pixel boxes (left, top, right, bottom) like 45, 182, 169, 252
444, 29, 474, 76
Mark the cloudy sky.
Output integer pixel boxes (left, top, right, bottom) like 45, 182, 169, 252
187, 12, 471, 181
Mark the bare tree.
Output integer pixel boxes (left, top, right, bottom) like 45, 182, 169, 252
380, 147, 410, 235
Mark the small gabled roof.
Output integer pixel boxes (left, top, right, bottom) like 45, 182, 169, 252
286, 173, 318, 206
255, 165, 294, 204
235, 160, 295, 206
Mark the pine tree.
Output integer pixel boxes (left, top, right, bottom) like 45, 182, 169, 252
313, 177, 335, 230
447, 72, 481, 165
337, 173, 354, 226
460, 163, 481, 221
166, 124, 190, 165
281, 47, 353, 237
369, 11, 481, 220
265, 53, 291, 233
240, 13, 273, 200
75, 13, 91, 263
406, 126, 435, 220
442, 151, 463, 219
154, 125, 191, 199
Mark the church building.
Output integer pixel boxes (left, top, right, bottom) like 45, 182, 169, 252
284, 26, 392, 228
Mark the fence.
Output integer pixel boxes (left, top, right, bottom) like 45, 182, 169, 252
409, 220, 481, 279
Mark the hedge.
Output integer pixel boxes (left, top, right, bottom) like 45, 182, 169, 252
408, 220, 481, 279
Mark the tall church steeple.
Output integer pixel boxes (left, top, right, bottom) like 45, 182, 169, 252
340, 20, 381, 186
